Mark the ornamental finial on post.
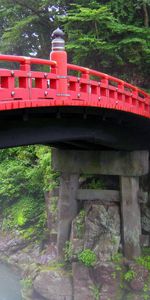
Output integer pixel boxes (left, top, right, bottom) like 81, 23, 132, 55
50, 28, 68, 97
51, 28, 65, 51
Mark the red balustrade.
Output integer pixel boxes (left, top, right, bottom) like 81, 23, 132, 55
0, 54, 149, 118
67, 64, 150, 119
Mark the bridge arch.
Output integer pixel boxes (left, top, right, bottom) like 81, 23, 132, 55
0, 28, 149, 150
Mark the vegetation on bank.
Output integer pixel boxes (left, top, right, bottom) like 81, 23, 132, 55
0, 0, 149, 243
0, 2, 148, 300
0, 146, 57, 241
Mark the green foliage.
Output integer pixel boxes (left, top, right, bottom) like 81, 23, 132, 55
75, 209, 85, 238
143, 283, 150, 293
111, 253, 123, 273
87, 178, 104, 189
0, 145, 58, 240
136, 255, 150, 270
49, 196, 58, 215
0, 0, 62, 57
112, 271, 116, 279
90, 284, 100, 300
111, 253, 123, 264
64, 241, 73, 263
142, 247, 150, 256
124, 270, 136, 281
0, 145, 54, 206
62, 1, 150, 89
78, 249, 97, 267
2, 195, 46, 239
20, 278, 32, 289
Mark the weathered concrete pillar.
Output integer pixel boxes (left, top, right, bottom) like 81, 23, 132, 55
52, 149, 149, 260
57, 172, 79, 259
120, 176, 141, 259
44, 188, 59, 243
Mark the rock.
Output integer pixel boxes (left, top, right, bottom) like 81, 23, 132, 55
126, 293, 145, 300
128, 263, 149, 279
127, 263, 149, 292
92, 264, 116, 285
72, 262, 94, 300
0, 235, 28, 255
91, 264, 122, 300
36, 244, 57, 265
141, 205, 150, 233
129, 277, 144, 292
20, 263, 39, 280
84, 204, 120, 261
70, 218, 84, 259
33, 269, 73, 300
100, 283, 122, 300
9, 251, 32, 265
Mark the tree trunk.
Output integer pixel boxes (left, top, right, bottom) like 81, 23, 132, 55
143, 3, 149, 27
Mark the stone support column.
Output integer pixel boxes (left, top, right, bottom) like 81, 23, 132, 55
52, 149, 149, 260
57, 172, 79, 259
120, 176, 141, 259
44, 188, 59, 243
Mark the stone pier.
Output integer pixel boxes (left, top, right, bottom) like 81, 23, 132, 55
57, 172, 79, 258
52, 149, 149, 260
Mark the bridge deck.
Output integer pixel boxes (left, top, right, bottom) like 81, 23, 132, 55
0, 55, 149, 118
0, 54, 149, 150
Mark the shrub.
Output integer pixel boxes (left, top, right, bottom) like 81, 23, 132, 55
124, 270, 136, 281
78, 249, 97, 267
64, 241, 73, 263
75, 210, 86, 238
136, 255, 150, 270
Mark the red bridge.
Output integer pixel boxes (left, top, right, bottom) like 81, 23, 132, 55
0, 28, 149, 150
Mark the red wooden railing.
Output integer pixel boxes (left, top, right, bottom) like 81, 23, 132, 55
0, 53, 149, 118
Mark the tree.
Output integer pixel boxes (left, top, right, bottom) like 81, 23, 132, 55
0, 145, 56, 240
110, 0, 150, 27
62, 1, 150, 89
0, 0, 66, 57
0, 0, 149, 89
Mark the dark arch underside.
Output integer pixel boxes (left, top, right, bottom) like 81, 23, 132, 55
0, 106, 150, 150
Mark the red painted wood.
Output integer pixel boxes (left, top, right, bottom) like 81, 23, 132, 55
0, 55, 149, 119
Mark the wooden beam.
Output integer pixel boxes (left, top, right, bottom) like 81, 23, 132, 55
57, 173, 79, 259
120, 176, 141, 259
77, 189, 148, 204
52, 149, 149, 176
77, 189, 119, 202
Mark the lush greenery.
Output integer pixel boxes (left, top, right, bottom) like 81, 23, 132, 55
0, 0, 149, 89
75, 209, 85, 238
0, 145, 57, 240
78, 248, 97, 267
136, 255, 150, 271
90, 284, 100, 300
63, 1, 150, 89
64, 241, 73, 263
0, 0, 149, 243
64, 241, 97, 267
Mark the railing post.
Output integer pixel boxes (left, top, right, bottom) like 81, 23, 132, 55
20, 57, 31, 72
50, 28, 68, 98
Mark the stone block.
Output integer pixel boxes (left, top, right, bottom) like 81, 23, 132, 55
52, 149, 149, 176
57, 173, 79, 259
84, 203, 120, 261
77, 189, 120, 202
72, 262, 94, 300
33, 270, 73, 300
120, 177, 141, 259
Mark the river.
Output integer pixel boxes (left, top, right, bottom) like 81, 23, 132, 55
0, 263, 22, 300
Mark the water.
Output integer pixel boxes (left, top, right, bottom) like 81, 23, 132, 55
0, 263, 22, 300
